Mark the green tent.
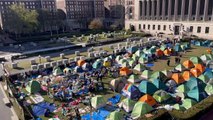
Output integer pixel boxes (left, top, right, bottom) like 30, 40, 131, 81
135, 50, 143, 57
91, 95, 106, 109
141, 70, 152, 79
182, 98, 197, 109
107, 111, 123, 120
132, 54, 139, 61
119, 59, 128, 64
160, 45, 167, 51
173, 104, 185, 111
198, 74, 209, 84
138, 81, 158, 94
121, 62, 130, 67
175, 64, 186, 71
131, 102, 153, 119
176, 84, 190, 93
200, 54, 211, 62
175, 92, 186, 100
139, 57, 148, 64
162, 70, 172, 78
181, 45, 187, 51
190, 57, 203, 64
92, 60, 102, 69
187, 87, 207, 102
148, 47, 156, 54
205, 84, 213, 95
116, 55, 122, 62
128, 74, 140, 83
119, 98, 136, 112
53, 67, 63, 76
134, 64, 146, 72
153, 90, 171, 103
206, 54, 213, 60
128, 60, 135, 67
151, 71, 167, 82
26, 80, 41, 94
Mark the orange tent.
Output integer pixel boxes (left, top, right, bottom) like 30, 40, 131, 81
194, 64, 205, 73
120, 67, 132, 76
164, 49, 171, 56
77, 60, 85, 66
139, 94, 157, 106
171, 73, 185, 84
190, 68, 202, 77
207, 49, 212, 54
156, 49, 164, 57
183, 60, 194, 69
182, 71, 191, 81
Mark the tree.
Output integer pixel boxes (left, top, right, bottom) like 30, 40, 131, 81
88, 19, 103, 31
5, 4, 38, 37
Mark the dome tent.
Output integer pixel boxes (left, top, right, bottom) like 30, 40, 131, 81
118, 98, 136, 112
187, 87, 207, 102
128, 74, 141, 83
182, 98, 197, 110
139, 94, 157, 106
152, 79, 168, 90
106, 111, 124, 120
131, 102, 153, 119
26, 80, 41, 94
138, 81, 157, 95
91, 95, 106, 109
122, 84, 141, 100
153, 90, 172, 103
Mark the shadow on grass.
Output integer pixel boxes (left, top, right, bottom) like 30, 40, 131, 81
15, 67, 24, 70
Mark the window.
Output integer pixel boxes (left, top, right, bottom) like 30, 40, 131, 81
148, 25, 150, 30
139, 24, 141, 30
158, 25, 161, 30
205, 27, 209, 33
143, 24, 146, 29
189, 26, 193, 32
163, 25, 166, 31
153, 25, 155, 30
197, 26, 201, 33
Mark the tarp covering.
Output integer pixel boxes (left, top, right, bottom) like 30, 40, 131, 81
32, 102, 56, 117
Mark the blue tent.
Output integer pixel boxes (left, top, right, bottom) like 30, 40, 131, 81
74, 66, 84, 73
204, 70, 213, 79
32, 102, 56, 117
174, 45, 182, 52
187, 87, 208, 102
186, 77, 206, 90
152, 79, 168, 90
195, 41, 202, 46
138, 81, 158, 95
122, 84, 142, 100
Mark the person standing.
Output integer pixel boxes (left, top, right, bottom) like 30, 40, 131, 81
167, 59, 170, 66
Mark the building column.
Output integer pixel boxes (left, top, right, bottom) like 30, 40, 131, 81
156, 0, 160, 19
162, 0, 166, 20
203, 0, 209, 21
188, 0, 193, 21
181, 0, 186, 21
151, 0, 155, 20
168, 0, 172, 20
142, 0, 146, 19
195, 0, 201, 21
146, 0, 150, 19
174, 0, 178, 20
135, 0, 140, 20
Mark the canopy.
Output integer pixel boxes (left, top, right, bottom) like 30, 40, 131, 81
138, 81, 157, 95
107, 111, 123, 120
118, 98, 136, 112
175, 64, 186, 71
77, 60, 85, 66
134, 64, 146, 72
171, 73, 185, 84
182, 71, 191, 81
128, 74, 140, 83
152, 79, 168, 90
139, 94, 157, 106
91, 95, 106, 109
26, 80, 41, 94
141, 70, 152, 79
53, 67, 63, 76
120, 67, 132, 76
183, 60, 194, 69
131, 102, 153, 119
153, 90, 171, 103
194, 64, 205, 73
190, 68, 202, 77
182, 98, 197, 109
190, 57, 202, 64
187, 87, 207, 102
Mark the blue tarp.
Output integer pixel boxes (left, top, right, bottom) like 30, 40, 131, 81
81, 108, 110, 120
32, 102, 56, 117
107, 94, 121, 105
